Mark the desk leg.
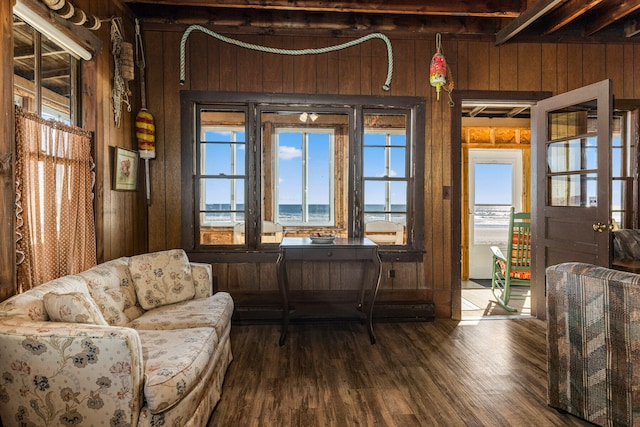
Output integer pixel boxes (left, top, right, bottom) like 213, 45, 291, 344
276, 252, 289, 346
367, 249, 383, 344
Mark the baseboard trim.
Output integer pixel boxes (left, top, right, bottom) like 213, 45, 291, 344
232, 301, 435, 324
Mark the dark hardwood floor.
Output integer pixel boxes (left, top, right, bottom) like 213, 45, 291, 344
208, 319, 593, 427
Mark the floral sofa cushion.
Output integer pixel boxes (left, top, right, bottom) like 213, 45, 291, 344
138, 327, 217, 414
0, 275, 88, 321
81, 258, 141, 326
44, 292, 109, 325
191, 262, 213, 299
129, 249, 196, 310
128, 292, 234, 339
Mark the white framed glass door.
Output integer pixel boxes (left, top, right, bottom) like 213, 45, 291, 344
468, 149, 523, 278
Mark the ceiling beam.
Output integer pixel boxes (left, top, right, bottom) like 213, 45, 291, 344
137, 7, 503, 36
495, 0, 566, 45
541, 0, 603, 34
122, 0, 522, 17
584, 0, 640, 35
625, 18, 640, 37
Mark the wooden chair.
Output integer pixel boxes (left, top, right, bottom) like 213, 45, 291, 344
490, 207, 531, 312
364, 220, 404, 245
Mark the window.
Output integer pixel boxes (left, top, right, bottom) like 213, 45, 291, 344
182, 92, 425, 259
363, 114, 409, 244
274, 128, 335, 226
13, 15, 78, 124
611, 113, 632, 228
197, 109, 246, 245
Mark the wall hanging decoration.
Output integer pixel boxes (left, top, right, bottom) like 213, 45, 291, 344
41, 0, 102, 30
179, 25, 394, 92
134, 18, 155, 205
429, 33, 455, 106
111, 18, 133, 128
112, 147, 139, 191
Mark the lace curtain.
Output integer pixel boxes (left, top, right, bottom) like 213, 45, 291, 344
15, 106, 97, 293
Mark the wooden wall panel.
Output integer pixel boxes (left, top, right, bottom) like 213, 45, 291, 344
566, 44, 583, 91
282, 37, 297, 93
555, 44, 569, 94
392, 40, 416, 96
606, 44, 624, 98
541, 44, 558, 94
583, 44, 606, 86
518, 43, 540, 92
0, 0, 14, 300
238, 35, 263, 93
467, 41, 490, 90
359, 40, 372, 96
498, 43, 518, 90
634, 45, 640, 99
623, 45, 635, 99
80, 0, 146, 263
163, 32, 184, 249
455, 40, 468, 90
132, 26, 640, 319
263, 37, 284, 93
293, 38, 316, 94
338, 43, 361, 94
146, 31, 167, 252
189, 32, 209, 89
488, 42, 501, 91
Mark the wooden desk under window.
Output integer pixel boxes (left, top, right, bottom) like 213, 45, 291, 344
276, 237, 382, 345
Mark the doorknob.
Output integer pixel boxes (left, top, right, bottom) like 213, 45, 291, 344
592, 222, 608, 232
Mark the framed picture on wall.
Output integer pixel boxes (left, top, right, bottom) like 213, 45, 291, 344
112, 146, 139, 191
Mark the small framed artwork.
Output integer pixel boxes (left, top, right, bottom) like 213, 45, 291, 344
112, 146, 139, 191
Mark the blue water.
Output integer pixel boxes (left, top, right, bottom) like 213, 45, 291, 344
204, 204, 406, 224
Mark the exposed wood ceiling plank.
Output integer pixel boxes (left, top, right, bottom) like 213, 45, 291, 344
469, 106, 487, 117
137, 8, 501, 36
495, 0, 566, 45
584, 0, 640, 35
542, 0, 603, 34
624, 18, 640, 37
507, 106, 529, 118
122, 0, 522, 17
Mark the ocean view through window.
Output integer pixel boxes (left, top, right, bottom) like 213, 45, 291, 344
182, 92, 425, 254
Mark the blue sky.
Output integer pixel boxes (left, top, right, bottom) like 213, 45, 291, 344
474, 163, 512, 205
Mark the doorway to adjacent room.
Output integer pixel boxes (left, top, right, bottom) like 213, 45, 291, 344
459, 100, 533, 320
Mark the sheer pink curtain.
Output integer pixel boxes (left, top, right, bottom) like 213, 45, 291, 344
15, 106, 97, 292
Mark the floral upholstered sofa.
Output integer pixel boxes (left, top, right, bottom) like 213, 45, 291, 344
0, 249, 234, 427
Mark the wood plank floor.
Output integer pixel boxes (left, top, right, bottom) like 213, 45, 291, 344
208, 319, 593, 427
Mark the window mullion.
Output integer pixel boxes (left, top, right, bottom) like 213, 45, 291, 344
302, 132, 309, 223
34, 30, 42, 116
385, 133, 392, 220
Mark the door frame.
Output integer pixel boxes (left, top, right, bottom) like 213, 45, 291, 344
451, 90, 551, 321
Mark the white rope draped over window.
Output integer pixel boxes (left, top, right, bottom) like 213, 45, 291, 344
15, 106, 97, 292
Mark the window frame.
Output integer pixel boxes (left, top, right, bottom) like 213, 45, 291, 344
362, 111, 411, 227
274, 127, 336, 227
181, 92, 425, 262
13, 15, 79, 125
198, 123, 247, 227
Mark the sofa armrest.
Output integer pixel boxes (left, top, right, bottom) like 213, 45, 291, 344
0, 319, 144, 427
546, 262, 640, 426
191, 262, 213, 298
